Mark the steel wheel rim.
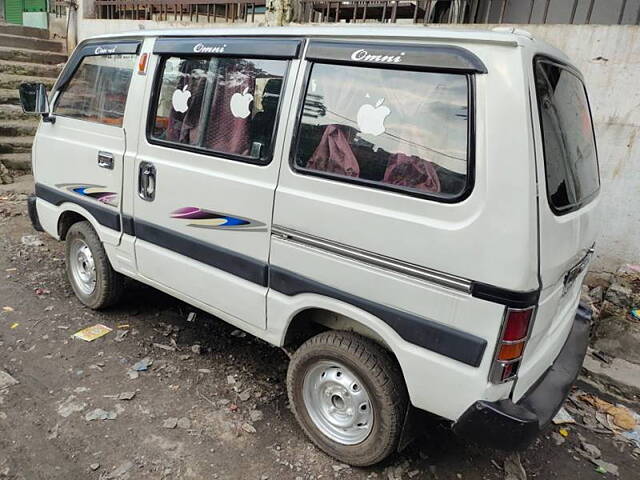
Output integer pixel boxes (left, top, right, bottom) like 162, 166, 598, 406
69, 238, 96, 295
302, 360, 373, 445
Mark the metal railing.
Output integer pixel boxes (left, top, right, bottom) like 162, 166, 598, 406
93, 0, 266, 22
49, 0, 69, 18
296, 0, 640, 25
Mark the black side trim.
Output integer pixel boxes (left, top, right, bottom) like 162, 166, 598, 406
134, 219, 268, 287
470, 282, 540, 309
270, 266, 487, 367
35, 183, 121, 231
54, 39, 142, 92
122, 214, 135, 236
306, 40, 487, 73
153, 37, 302, 59
27, 194, 43, 232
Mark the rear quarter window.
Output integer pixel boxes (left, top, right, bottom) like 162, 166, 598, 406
534, 58, 599, 215
292, 63, 472, 201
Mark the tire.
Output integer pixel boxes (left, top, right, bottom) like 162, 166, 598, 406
287, 331, 408, 466
65, 221, 123, 309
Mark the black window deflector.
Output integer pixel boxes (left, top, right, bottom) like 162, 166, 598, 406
305, 40, 487, 73
53, 39, 142, 92
153, 37, 302, 60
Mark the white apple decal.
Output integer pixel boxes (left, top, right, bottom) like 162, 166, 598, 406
356, 98, 391, 136
230, 87, 254, 119
172, 85, 191, 114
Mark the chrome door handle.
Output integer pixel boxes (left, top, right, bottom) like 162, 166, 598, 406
98, 151, 114, 169
138, 161, 156, 201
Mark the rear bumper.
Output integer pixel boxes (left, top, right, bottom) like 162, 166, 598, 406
27, 194, 43, 232
452, 302, 592, 450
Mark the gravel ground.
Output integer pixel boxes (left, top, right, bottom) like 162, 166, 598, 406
0, 176, 638, 479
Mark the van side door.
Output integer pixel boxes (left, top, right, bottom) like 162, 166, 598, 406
131, 37, 302, 330
33, 40, 140, 245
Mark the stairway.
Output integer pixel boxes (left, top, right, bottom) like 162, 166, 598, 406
0, 22, 67, 184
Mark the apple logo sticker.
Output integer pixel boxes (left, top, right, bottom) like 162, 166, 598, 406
356, 98, 391, 136
172, 85, 191, 113
230, 87, 254, 119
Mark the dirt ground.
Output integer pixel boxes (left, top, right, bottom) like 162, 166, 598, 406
0, 176, 638, 480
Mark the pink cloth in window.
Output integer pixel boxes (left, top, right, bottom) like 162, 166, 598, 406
383, 153, 441, 193
307, 125, 360, 177
203, 63, 255, 156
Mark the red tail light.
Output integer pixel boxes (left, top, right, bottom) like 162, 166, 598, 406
490, 307, 535, 383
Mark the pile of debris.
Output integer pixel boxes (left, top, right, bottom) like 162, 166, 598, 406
582, 264, 640, 401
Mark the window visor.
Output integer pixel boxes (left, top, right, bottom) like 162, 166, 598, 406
153, 37, 302, 60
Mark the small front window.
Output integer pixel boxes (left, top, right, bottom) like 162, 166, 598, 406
293, 63, 471, 199
150, 56, 287, 163
535, 59, 599, 214
55, 54, 136, 127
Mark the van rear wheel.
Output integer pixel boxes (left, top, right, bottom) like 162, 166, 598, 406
65, 221, 123, 309
287, 331, 407, 466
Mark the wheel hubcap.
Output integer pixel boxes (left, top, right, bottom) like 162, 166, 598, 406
69, 239, 96, 295
302, 360, 373, 445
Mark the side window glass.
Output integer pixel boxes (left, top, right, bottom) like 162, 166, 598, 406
151, 56, 287, 162
55, 55, 136, 127
294, 63, 470, 199
535, 60, 599, 214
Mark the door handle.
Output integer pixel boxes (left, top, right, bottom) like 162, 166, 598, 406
138, 161, 156, 201
97, 151, 114, 169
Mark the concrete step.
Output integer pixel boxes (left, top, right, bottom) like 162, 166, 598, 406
0, 136, 33, 154
0, 105, 28, 121
0, 46, 67, 65
0, 33, 63, 53
0, 22, 50, 40
0, 88, 20, 105
0, 74, 56, 90
0, 120, 38, 137
0, 60, 62, 79
0, 153, 31, 171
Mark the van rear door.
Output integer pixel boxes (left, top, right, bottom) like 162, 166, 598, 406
513, 57, 600, 400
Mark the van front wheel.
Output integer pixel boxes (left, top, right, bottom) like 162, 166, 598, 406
65, 221, 123, 309
287, 331, 408, 466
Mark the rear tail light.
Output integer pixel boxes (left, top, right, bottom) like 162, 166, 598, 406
490, 306, 535, 383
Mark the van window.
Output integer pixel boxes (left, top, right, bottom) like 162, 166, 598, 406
535, 59, 599, 214
55, 55, 136, 127
293, 63, 470, 199
150, 56, 287, 163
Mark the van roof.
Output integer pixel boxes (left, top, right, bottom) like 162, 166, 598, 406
90, 25, 570, 62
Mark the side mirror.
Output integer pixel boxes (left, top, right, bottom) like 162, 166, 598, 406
19, 83, 55, 123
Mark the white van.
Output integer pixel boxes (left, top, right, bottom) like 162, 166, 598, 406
20, 26, 599, 466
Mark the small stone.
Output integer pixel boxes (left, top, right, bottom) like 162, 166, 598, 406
163, 417, 178, 429
580, 441, 601, 459
239, 390, 251, 402
179, 354, 191, 361
227, 375, 236, 385
177, 417, 191, 429
57, 395, 87, 418
230, 329, 246, 338
198, 368, 211, 373
551, 432, 566, 446
191, 344, 202, 355
21, 235, 44, 247
118, 391, 136, 401
132, 357, 153, 371
408, 471, 420, 478
0, 371, 19, 389
90, 463, 100, 471
249, 410, 263, 422
127, 370, 139, 380
85, 408, 117, 421
605, 283, 634, 307
241, 422, 256, 433
187, 312, 197, 322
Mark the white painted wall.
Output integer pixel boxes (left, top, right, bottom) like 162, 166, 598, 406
73, 19, 640, 271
